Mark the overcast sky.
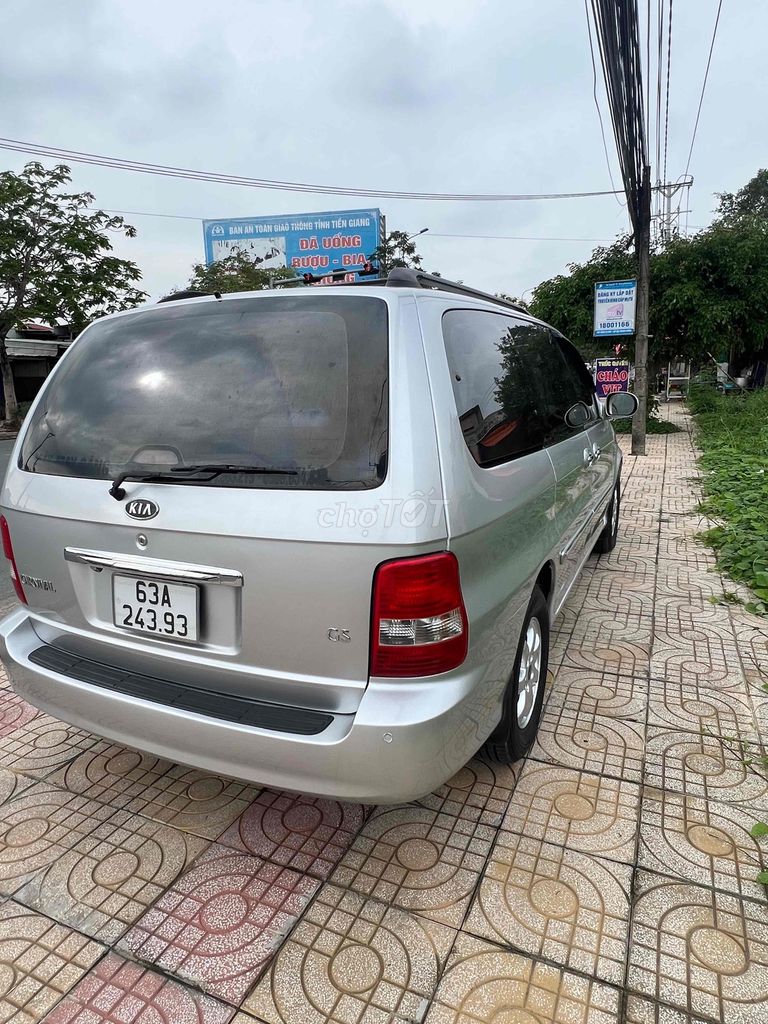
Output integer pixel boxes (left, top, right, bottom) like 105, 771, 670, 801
1, 0, 764, 302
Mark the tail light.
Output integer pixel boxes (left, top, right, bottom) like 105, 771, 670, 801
370, 552, 468, 677
0, 515, 27, 605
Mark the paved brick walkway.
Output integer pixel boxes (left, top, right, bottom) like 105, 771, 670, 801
0, 403, 766, 1023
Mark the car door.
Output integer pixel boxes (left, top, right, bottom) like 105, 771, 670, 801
552, 333, 616, 541
530, 336, 595, 609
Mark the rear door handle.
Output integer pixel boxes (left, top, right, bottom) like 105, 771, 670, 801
583, 447, 594, 466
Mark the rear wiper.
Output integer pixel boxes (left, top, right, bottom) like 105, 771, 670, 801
109, 463, 298, 501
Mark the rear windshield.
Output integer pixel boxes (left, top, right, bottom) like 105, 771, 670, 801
20, 294, 389, 490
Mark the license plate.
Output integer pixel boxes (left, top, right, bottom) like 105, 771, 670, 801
113, 575, 199, 642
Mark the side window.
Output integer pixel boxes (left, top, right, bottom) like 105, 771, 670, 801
553, 333, 598, 411
442, 309, 553, 467
537, 332, 598, 444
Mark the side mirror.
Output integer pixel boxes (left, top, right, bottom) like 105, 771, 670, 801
604, 391, 639, 419
565, 401, 592, 428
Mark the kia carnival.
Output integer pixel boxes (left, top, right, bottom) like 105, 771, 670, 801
0, 269, 636, 803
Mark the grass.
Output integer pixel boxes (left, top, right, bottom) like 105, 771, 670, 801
689, 385, 768, 615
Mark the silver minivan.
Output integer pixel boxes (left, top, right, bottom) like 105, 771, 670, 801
0, 269, 636, 803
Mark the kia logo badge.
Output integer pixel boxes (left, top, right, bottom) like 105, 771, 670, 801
125, 499, 159, 521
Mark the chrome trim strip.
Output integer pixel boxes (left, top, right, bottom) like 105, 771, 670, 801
64, 548, 243, 587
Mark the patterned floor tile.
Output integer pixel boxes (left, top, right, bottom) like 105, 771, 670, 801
0, 692, 39, 739
0, 900, 104, 1024
415, 758, 520, 827
425, 932, 620, 1023
547, 668, 648, 723
559, 607, 652, 648
465, 834, 631, 984
244, 884, 454, 1024
647, 677, 759, 741
552, 624, 651, 679
651, 627, 748, 690
594, 546, 659, 573
531, 704, 645, 783
639, 788, 766, 902
0, 782, 116, 897
655, 564, 725, 604
624, 995, 709, 1023
217, 789, 366, 879
330, 806, 494, 928
43, 952, 234, 1023
0, 767, 32, 807
502, 762, 640, 864
629, 872, 768, 1023
730, 614, 768, 691
644, 728, 768, 812
48, 742, 261, 839
566, 570, 656, 619
121, 843, 319, 1004
0, 715, 99, 780
17, 808, 207, 943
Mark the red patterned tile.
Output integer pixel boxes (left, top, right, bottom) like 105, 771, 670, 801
0, 900, 103, 1023
120, 843, 319, 1004
44, 952, 234, 1023
0, 690, 39, 738
217, 789, 366, 878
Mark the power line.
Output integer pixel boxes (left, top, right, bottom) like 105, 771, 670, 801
583, 0, 624, 205
101, 209, 616, 242
662, 0, 673, 188
684, 0, 724, 177
0, 137, 626, 203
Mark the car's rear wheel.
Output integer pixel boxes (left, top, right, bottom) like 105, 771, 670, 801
593, 478, 621, 554
484, 585, 549, 764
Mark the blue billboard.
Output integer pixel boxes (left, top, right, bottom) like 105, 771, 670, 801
202, 208, 383, 281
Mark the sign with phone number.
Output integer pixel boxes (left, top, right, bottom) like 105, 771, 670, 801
593, 279, 637, 336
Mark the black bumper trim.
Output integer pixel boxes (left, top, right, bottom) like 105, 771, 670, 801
28, 644, 334, 736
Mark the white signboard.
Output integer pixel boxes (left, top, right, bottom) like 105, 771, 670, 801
593, 279, 637, 336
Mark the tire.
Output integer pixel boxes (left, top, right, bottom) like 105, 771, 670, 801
484, 585, 549, 764
593, 478, 621, 554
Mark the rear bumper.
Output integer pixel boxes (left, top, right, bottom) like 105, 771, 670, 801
0, 609, 495, 804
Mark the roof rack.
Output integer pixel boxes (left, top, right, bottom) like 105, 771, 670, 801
273, 266, 529, 313
384, 268, 529, 313
157, 289, 221, 303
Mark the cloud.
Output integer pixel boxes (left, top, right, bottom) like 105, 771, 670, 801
0, 0, 765, 302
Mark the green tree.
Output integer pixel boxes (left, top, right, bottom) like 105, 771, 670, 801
0, 162, 147, 422
528, 237, 635, 360
528, 173, 768, 365
369, 230, 424, 273
180, 250, 296, 295
717, 168, 768, 221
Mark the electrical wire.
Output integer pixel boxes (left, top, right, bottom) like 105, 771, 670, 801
584, 0, 624, 205
0, 137, 625, 203
684, 0, 724, 177
588, 0, 648, 235
100, 209, 616, 242
662, 0, 673, 191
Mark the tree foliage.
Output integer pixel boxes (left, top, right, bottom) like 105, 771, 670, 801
0, 162, 147, 421
181, 250, 296, 295
369, 230, 424, 273
529, 171, 768, 365
717, 168, 768, 221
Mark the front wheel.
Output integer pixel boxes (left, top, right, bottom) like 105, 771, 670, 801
484, 585, 549, 764
593, 478, 621, 554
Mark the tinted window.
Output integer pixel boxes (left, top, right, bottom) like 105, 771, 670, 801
21, 295, 388, 490
443, 310, 551, 466
553, 332, 597, 409
442, 310, 596, 467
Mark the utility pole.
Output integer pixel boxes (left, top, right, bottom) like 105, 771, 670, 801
632, 163, 652, 456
